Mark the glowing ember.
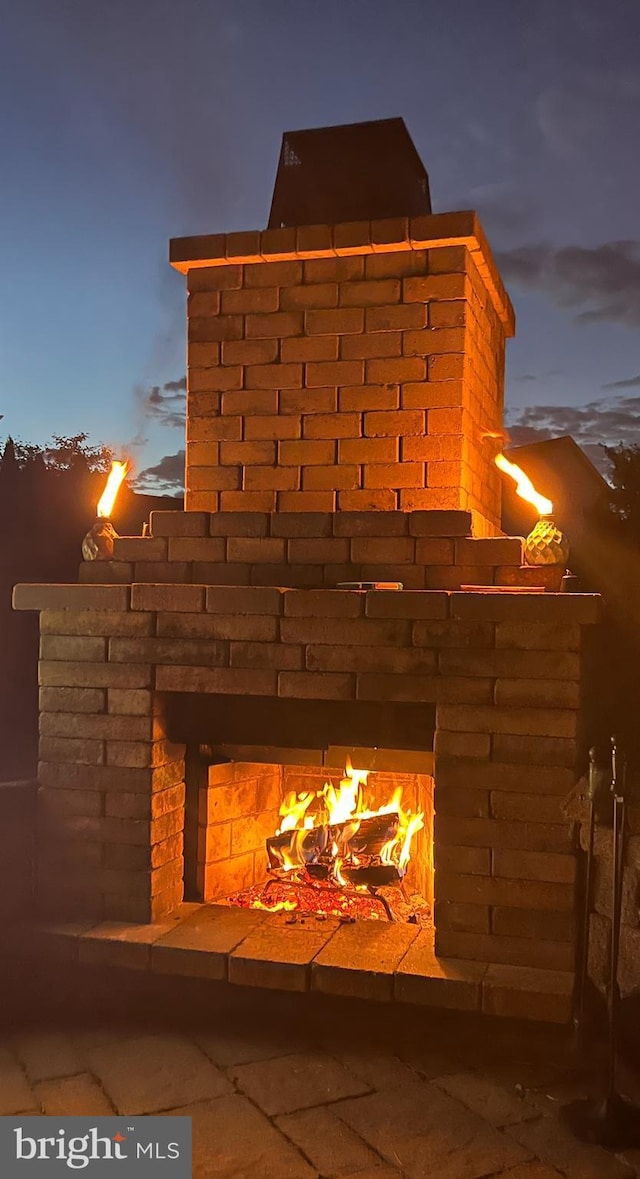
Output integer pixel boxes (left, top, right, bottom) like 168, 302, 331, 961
97, 460, 129, 518
232, 876, 391, 920
224, 872, 432, 924
494, 452, 552, 517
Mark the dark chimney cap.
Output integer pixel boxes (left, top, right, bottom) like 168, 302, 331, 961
268, 117, 431, 229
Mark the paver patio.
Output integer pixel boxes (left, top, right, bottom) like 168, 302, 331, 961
1, 965, 640, 1179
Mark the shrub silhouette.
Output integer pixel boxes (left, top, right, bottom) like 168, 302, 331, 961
0, 435, 181, 779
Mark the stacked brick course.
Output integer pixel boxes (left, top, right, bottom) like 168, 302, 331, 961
30, 590, 186, 924
79, 509, 564, 593
170, 212, 513, 535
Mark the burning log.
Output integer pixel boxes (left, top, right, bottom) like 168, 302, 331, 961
266, 825, 328, 871
265, 759, 423, 895
338, 812, 399, 857
341, 864, 401, 886
266, 811, 402, 884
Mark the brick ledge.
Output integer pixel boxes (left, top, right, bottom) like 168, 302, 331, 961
12, 581, 603, 625
169, 211, 515, 336
34, 908, 574, 1024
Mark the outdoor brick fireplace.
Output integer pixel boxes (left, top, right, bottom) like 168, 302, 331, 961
13, 124, 602, 1021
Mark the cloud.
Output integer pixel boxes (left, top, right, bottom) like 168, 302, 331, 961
506, 393, 640, 473
497, 240, 640, 327
535, 87, 593, 158
603, 375, 640, 390
535, 70, 640, 158
510, 370, 565, 385
135, 450, 185, 494
448, 180, 538, 240
134, 377, 186, 430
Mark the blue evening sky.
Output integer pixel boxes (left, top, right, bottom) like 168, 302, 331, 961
1, 0, 639, 485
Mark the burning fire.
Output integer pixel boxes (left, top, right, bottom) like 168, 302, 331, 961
267, 759, 424, 890
97, 460, 129, 519
494, 453, 552, 517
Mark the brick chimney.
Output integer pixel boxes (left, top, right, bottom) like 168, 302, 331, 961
170, 121, 514, 536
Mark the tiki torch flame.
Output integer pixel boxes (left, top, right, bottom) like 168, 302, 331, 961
97, 461, 129, 519
494, 453, 552, 517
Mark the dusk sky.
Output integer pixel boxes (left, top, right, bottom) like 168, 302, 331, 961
1, 0, 639, 491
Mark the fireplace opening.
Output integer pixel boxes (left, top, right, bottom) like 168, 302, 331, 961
166, 691, 435, 927
190, 751, 434, 928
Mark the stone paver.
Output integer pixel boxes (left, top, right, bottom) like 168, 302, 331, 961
34, 1073, 115, 1115
395, 930, 486, 1011
312, 920, 420, 1001
78, 910, 197, 971
335, 1081, 532, 1179
194, 1026, 294, 1068
0, 1047, 37, 1114
12, 1031, 84, 1082
396, 1039, 463, 1081
169, 1095, 316, 1179
337, 1170, 402, 1179
229, 916, 338, 992
524, 1073, 602, 1117
492, 1165, 566, 1179
84, 1033, 232, 1115
231, 1050, 371, 1116
507, 1115, 635, 1179
276, 1105, 383, 1176
330, 1046, 425, 1091
0, 1011, 639, 1179
483, 964, 573, 1024
70, 1026, 141, 1051
152, 905, 266, 980
434, 1069, 540, 1126
482, 1056, 573, 1093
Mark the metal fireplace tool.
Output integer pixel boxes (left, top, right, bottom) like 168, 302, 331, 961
562, 737, 640, 1148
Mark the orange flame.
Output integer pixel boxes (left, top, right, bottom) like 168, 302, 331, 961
97, 461, 129, 519
494, 452, 552, 516
274, 761, 424, 886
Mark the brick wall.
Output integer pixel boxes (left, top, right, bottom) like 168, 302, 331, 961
200, 761, 282, 901
79, 509, 565, 593
170, 212, 514, 534
31, 589, 187, 924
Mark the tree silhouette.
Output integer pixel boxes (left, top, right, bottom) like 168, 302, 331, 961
0, 432, 180, 779
605, 443, 640, 542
